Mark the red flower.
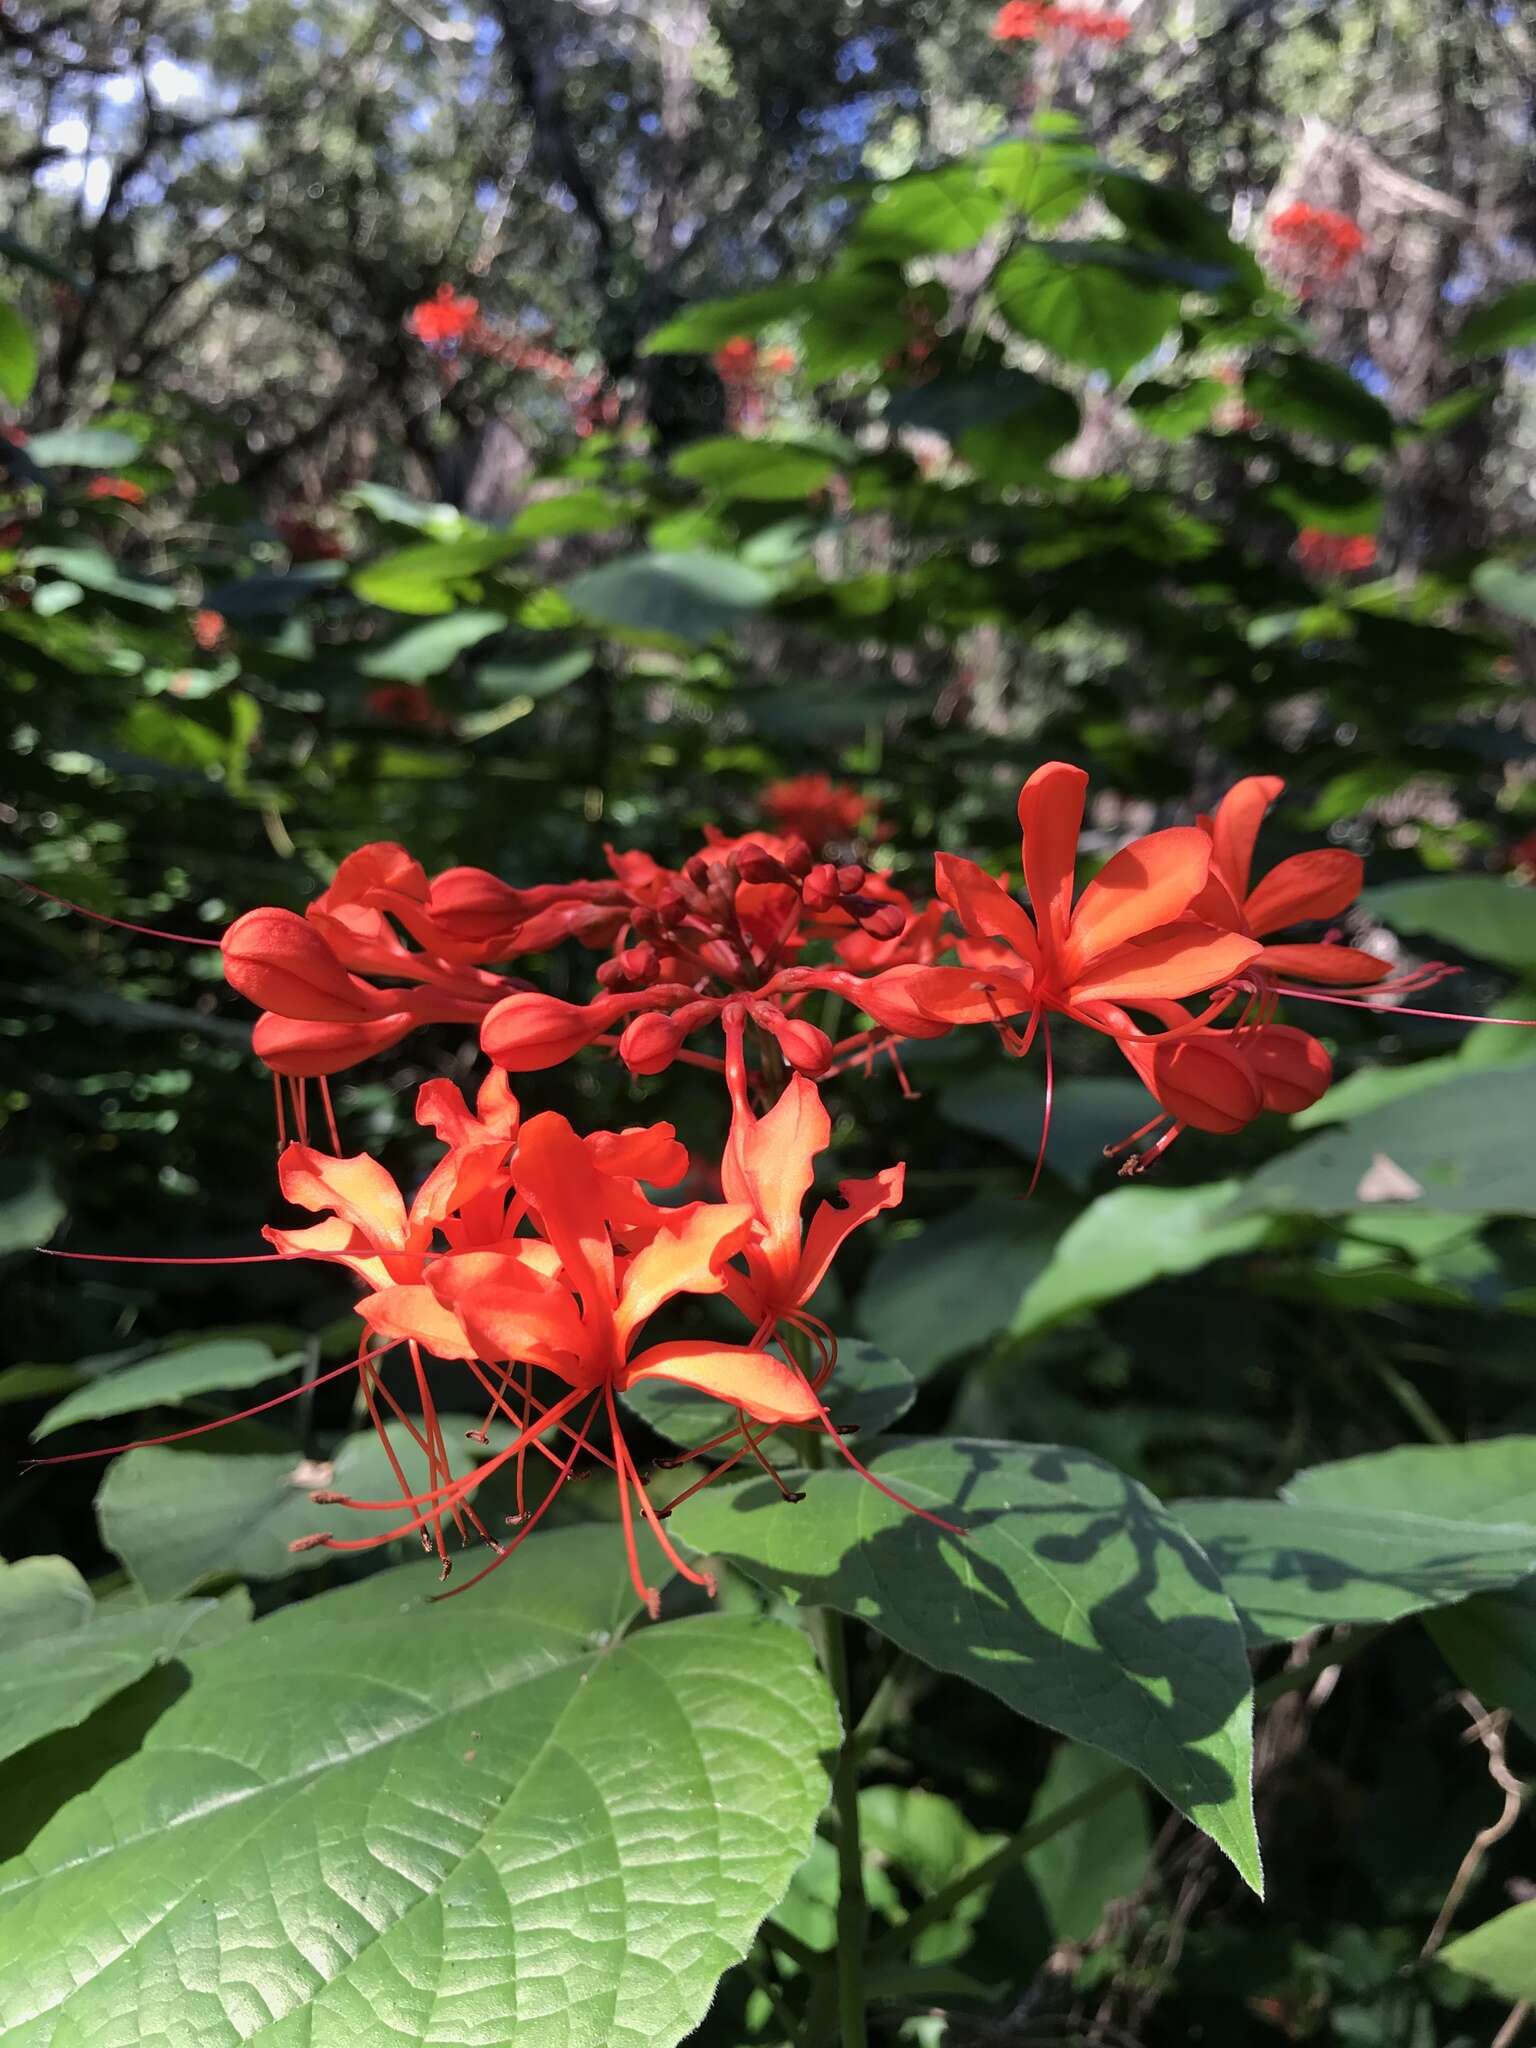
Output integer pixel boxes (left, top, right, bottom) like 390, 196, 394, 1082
712, 336, 759, 382
1268, 203, 1366, 285
761, 774, 871, 852
1191, 774, 1390, 989
992, 0, 1048, 35
991, 1, 1129, 39
407, 283, 480, 349
366, 684, 441, 729
85, 476, 145, 504
1293, 528, 1378, 577
276, 511, 347, 562
191, 608, 226, 651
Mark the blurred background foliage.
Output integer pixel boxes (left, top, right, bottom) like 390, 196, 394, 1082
4, 2, 1536, 2043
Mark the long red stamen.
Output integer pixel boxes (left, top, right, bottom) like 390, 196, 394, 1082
1027, 1012, 1055, 1199
13, 880, 223, 946
319, 1075, 342, 1153
24, 1345, 396, 1467
608, 1384, 717, 1603
1273, 985, 1536, 1028
606, 1382, 661, 1617
429, 1394, 605, 1600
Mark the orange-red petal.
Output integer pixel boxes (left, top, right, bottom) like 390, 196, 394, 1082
1070, 925, 1260, 1004
613, 1202, 756, 1353
933, 853, 1041, 975
356, 1284, 476, 1360
622, 1341, 821, 1425
797, 1164, 905, 1306
1062, 826, 1213, 978
277, 1144, 410, 1250
1257, 941, 1390, 986
1209, 775, 1284, 900
1017, 761, 1085, 957
1244, 848, 1364, 936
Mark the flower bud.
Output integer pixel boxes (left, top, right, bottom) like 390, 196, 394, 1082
781, 836, 814, 879
802, 863, 842, 913
618, 1010, 686, 1076
482, 991, 618, 1071
860, 902, 908, 941
252, 1009, 418, 1077
751, 1003, 833, 1076
1149, 1035, 1262, 1135
837, 864, 866, 896
1242, 1024, 1332, 1114
595, 943, 659, 991
223, 906, 393, 1022
735, 844, 786, 884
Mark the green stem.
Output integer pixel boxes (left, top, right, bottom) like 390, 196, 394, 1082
823, 1609, 868, 2048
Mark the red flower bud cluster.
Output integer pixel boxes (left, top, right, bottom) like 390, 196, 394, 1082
1293, 528, 1378, 577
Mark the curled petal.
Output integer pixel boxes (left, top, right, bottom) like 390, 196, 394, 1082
427, 1250, 589, 1376
1017, 761, 1086, 957
613, 1202, 756, 1354
933, 853, 1041, 974
622, 1341, 821, 1425
857, 963, 1028, 1031
277, 1144, 411, 1249
357, 1284, 476, 1361
1244, 848, 1364, 936
797, 1164, 905, 1306
587, 1123, 690, 1188
1209, 775, 1284, 901
1063, 827, 1214, 978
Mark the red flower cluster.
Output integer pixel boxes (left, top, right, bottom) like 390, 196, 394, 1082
992, 1, 1131, 41
52, 760, 1495, 1604
1294, 528, 1378, 577
85, 476, 145, 505
191, 608, 226, 652
406, 288, 618, 436
761, 775, 872, 853
1268, 203, 1366, 287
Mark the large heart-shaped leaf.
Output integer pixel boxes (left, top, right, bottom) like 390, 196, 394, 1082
0, 1526, 836, 2048
0, 1555, 241, 1767
352, 535, 523, 616
563, 550, 773, 643
672, 1436, 1262, 1891
355, 609, 504, 680
853, 167, 1006, 257
671, 438, 838, 502
993, 243, 1187, 382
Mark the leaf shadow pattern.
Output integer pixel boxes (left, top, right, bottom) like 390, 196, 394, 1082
672, 1436, 1261, 1878
1176, 1497, 1536, 1647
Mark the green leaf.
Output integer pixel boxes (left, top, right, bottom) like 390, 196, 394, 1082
1428, 1579, 1536, 1741
1230, 1070, 1536, 1218
352, 534, 523, 616
509, 487, 631, 540
994, 243, 1184, 382
563, 549, 773, 643
97, 1428, 472, 1598
1286, 1435, 1536, 1526
1363, 874, 1536, 973
0, 1530, 836, 2048
1178, 1494, 1536, 1647
625, 1337, 914, 1451
1451, 280, 1536, 359
641, 283, 810, 355
355, 609, 504, 680
939, 1071, 1153, 1192
976, 141, 1093, 229
1244, 353, 1397, 449
23, 545, 175, 610
1408, 384, 1497, 437
1127, 375, 1223, 441
203, 562, 348, 620
1097, 172, 1260, 298
0, 300, 38, 407
24, 427, 144, 469
0, 1555, 233, 1767
854, 167, 1005, 257
1472, 558, 1536, 628
0, 1158, 64, 1255
1013, 1181, 1270, 1340
887, 371, 1081, 479
673, 1436, 1263, 1892
342, 482, 471, 535
671, 437, 838, 502
858, 1199, 1055, 1377
1437, 1903, 1536, 2001
1026, 1741, 1151, 1943
34, 1338, 302, 1442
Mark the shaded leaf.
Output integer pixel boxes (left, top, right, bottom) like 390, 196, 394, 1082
673, 1436, 1263, 1892
1437, 1903, 1536, 2001
1363, 875, 1536, 974
1427, 1578, 1536, 1740
355, 609, 504, 681
0, 1159, 64, 1255
1451, 280, 1536, 359
671, 438, 838, 502
994, 243, 1185, 382
23, 546, 175, 611
1013, 1181, 1269, 1340
1473, 559, 1536, 627
624, 1337, 914, 1451
939, 1072, 1153, 1192
858, 1199, 1055, 1376
1244, 353, 1396, 449
564, 549, 773, 643
34, 1338, 303, 1442
1026, 1740, 1151, 1943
